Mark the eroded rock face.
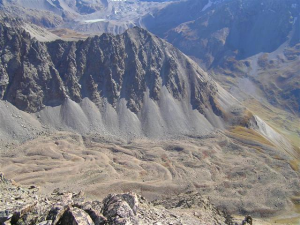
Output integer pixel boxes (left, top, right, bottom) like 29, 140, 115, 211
0, 23, 66, 112
0, 173, 234, 225
102, 193, 139, 225
0, 23, 220, 116
58, 207, 95, 225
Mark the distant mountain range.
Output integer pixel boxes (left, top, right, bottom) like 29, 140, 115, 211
0, 0, 173, 35
0, 0, 108, 15
140, 0, 300, 151
142, 0, 300, 115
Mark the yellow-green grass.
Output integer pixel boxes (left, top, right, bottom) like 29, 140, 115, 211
228, 126, 275, 147
242, 98, 300, 156
289, 159, 300, 172
50, 28, 88, 40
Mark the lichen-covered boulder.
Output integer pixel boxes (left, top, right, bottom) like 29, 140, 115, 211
58, 207, 94, 225
102, 193, 139, 225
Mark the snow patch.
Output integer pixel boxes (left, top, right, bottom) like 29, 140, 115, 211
83, 19, 106, 23
252, 116, 294, 155
202, 0, 213, 12
293, 17, 298, 25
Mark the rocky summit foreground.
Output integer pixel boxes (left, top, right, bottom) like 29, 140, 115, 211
0, 173, 235, 225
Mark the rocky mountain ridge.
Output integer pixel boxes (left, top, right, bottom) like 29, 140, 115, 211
0, 22, 252, 140
0, 173, 234, 225
0, 23, 216, 113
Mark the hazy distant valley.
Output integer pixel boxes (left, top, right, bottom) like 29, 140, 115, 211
0, 0, 299, 224
0, 0, 173, 37
142, 0, 300, 148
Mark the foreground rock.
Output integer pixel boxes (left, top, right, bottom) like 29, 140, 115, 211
0, 173, 236, 225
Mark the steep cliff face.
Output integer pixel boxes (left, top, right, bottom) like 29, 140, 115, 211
0, 24, 66, 111
0, 24, 225, 115
46, 28, 221, 115
0, 23, 248, 138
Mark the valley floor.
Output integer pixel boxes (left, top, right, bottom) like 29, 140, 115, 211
1, 131, 299, 223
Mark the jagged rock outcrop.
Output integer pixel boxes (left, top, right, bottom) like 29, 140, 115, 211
0, 23, 218, 114
0, 173, 234, 225
0, 15, 60, 42
102, 193, 139, 225
0, 24, 66, 112
0, 22, 249, 139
